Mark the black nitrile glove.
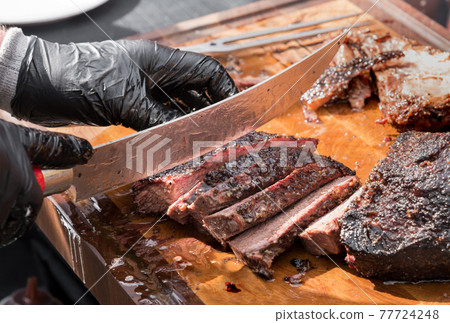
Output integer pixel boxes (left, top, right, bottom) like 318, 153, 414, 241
0, 119, 92, 247
11, 37, 238, 131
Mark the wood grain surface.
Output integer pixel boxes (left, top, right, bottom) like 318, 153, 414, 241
37, 0, 450, 304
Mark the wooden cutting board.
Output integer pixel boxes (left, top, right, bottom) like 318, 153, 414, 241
37, 0, 450, 305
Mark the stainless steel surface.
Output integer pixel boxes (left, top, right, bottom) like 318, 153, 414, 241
72, 31, 348, 201
42, 169, 74, 196
179, 14, 371, 53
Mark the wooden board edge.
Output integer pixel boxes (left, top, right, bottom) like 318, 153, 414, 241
388, 0, 450, 40
127, 0, 449, 51
352, 0, 450, 51
124, 0, 326, 43
36, 198, 136, 305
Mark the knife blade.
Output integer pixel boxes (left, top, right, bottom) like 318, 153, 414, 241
37, 31, 348, 201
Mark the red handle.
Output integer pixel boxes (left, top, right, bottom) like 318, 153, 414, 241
33, 166, 45, 193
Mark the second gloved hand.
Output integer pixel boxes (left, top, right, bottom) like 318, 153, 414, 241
0, 119, 92, 247
11, 35, 238, 131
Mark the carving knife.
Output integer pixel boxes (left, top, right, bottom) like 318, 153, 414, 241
34, 31, 348, 200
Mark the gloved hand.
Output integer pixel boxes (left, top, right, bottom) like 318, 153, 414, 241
0, 119, 92, 247
11, 36, 238, 131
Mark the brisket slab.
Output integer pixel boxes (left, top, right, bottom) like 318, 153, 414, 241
341, 131, 450, 281
302, 31, 449, 130
203, 157, 354, 244
168, 142, 319, 224
347, 31, 450, 131
299, 187, 362, 256
300, 51, 403, 119
229, 176, 360, 279
133, 131, 315, 216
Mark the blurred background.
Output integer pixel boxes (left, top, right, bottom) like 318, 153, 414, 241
407, 0, 449, 28
0, 0, 448, 305
12, 0, 263, 42
2, 0, 448, 43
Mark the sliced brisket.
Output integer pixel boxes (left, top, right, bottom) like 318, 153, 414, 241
341, 131, 450, 281
299, 187, 362, 256
133, 131, 315, 216
203, 157, 354, 244
300, 51, 403, 113
229, 176, 360, 279
168, 141, 319, 223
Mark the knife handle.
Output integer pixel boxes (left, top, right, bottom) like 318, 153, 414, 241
33, 166, 74, 197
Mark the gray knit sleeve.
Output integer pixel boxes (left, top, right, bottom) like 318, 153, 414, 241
0, 28, 30, 113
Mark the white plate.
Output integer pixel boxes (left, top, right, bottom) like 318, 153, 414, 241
0, 0, 109, 25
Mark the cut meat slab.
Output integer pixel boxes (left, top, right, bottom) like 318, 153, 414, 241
300, 51, 403, 112
168, 143, 319, 224
301, 31, 450, 130
347, 31, 450, 131
299, 187, 362, 256
133, 131, 317, 217
204, 157, 354, 244
341, 131, 450, 281
229, 176, 360, 279
348, 76, 372, 111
